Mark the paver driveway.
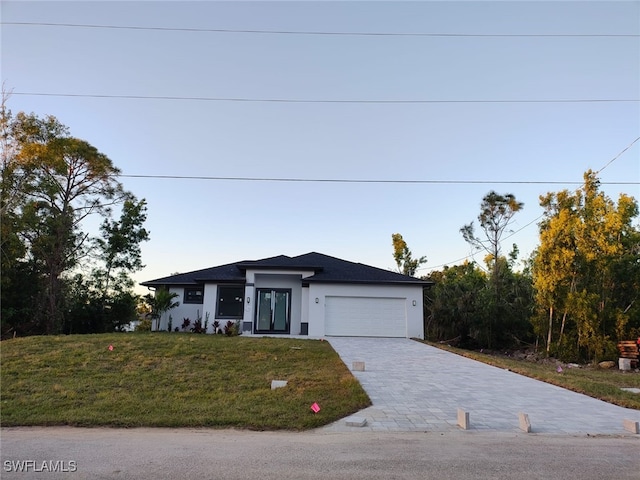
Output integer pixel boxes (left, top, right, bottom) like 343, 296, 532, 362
324, 338, 640, 434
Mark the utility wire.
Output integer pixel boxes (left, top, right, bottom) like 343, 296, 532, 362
115, 175, 639, 185
418, 212, 545, 273
3, 22, 639, 37
119, 136, 640, 185
596, 136, 640, 173
12, 92, 639, 104
417, 136, 640, 273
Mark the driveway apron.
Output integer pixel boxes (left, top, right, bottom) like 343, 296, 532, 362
324, 338, 640, 434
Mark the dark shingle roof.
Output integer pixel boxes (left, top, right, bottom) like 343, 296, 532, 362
293, 252, 429, 285
140, 261, 248, 287
141, 252, 431, 288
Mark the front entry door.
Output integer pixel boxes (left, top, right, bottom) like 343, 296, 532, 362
255, 289, 291, 333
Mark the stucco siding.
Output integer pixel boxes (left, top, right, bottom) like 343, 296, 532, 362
307, 284, 424, 339
253, 274, 303, 335
155, 287, 204, 332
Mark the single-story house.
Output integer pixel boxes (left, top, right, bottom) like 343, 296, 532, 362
141, 252, 432, 338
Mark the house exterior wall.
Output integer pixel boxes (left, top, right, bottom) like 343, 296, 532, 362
253, 273, 303, 335
306, 283, 424, 339
242, 269, 314, 335
155, 287, 204, 331
203, 283, 248, 334
301, 286, 310, 334
155, 284, 245, 333
150, 278, 424, 339
202, 283, 219, 333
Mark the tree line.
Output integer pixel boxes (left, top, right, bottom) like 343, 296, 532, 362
394, 173, 640, 362
1, 98, 149, 337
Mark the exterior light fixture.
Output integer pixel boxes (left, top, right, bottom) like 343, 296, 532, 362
412, 300, 417, 306
247, 297, 251, 304
315, 298, 319, 304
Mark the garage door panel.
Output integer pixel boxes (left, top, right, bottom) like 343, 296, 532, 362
325, 296, 406, 337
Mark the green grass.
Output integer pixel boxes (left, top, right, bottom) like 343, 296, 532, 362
423, 341, 640, 410
1, 333, 371, 429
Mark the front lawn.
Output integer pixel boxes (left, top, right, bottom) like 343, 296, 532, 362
0, 333, 371, 429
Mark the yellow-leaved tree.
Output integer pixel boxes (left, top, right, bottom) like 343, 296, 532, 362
532, 170, 640, 362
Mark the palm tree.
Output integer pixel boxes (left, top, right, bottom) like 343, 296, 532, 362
144, 289, 180, 331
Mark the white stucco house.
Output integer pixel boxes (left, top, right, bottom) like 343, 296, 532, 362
141, 252, 432, 338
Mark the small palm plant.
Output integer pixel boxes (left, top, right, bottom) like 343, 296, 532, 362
144, 289, 180, 331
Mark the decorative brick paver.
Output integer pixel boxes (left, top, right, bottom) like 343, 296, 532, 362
321, 338, 640, 435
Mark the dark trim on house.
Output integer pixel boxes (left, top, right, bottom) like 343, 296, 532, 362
215, 285, 245, 319
183, 287, 204, 304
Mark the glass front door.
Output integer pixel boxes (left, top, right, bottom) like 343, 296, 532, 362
255, 289, 290, 333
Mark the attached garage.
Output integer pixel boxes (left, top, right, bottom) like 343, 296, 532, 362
324, 296, 407, 337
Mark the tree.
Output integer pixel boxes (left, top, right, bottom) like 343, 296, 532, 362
0, 91, 42, 337
64, 271, 141, 334
58, 198, 150, 334
391, 233, 426, 276
532, 171, 640, 361
460, 192, 524, 348
425, 260, 534, 350
461, 191, 524, 278
425, 262, 487, 347
144, 289, 180, 331
0, 108, 143, 336
95, 197, 150, 303
22, 115, 125, 332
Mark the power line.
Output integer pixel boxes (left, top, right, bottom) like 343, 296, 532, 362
418, 213, 544, 273
3, 22, 639, 37
596, 136, 640, 173
417, 136, 640, 273
12, 92, 639, 104
115, 175, 639, 185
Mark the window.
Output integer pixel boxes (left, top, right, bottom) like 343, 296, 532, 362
184, 287, 204, 304
216, 286, 245, 318
255, 289, 290, 333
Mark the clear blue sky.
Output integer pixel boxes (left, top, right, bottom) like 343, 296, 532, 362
2, 1, 639, 293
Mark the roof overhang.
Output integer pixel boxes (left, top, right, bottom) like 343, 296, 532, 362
302, 279, 433, 287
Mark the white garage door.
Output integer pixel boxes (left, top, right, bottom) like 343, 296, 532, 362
324, 296, 407, 337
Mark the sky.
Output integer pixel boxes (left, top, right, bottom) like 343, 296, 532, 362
2, 0, 639, 293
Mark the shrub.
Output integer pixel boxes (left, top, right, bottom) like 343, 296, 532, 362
135, 318, 152, 332
224, 320, 240, 336
191, 318, 205, 334
181, 318, 191, 331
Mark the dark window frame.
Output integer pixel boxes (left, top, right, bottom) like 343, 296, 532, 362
216, 285, 245, 319
183, 287, 204, 304
254, 288, 291, 334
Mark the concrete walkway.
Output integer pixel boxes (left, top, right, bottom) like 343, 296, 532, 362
323, 338, 640, 435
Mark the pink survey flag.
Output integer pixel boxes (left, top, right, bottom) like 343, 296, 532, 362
310, 402, 321, 413
556, 365, 563, 373
108, 345, 114, 351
